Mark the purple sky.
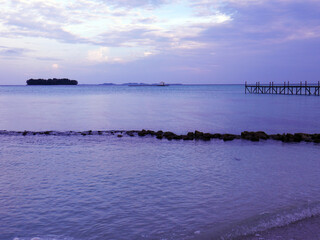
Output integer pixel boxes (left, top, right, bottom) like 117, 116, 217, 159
0, 0, 320, 84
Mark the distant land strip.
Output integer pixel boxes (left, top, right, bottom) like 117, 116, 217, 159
0, 130, 320, 143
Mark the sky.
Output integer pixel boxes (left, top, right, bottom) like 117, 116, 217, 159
0, 0, 320, 84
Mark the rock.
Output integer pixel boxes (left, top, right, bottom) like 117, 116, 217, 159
138, 130, 147, 136
155, 131, 163, 138
163, 131, 174, 136
211, 133, 221, 139
138, 129, 152, 136
311, 134, 320, 143
181, 132, 195, 140
182, 135, 193, 140
163, 131, 177, 141
173, 135, 182, 140
241, 131, 268, 141
187, 132, 194, 137
282, 133, 294, 142
293, 133, 304, 142
221, 134, 236, 141
255, 131, 269, 140
202, 133, 212, 141
194, 130, 204, 139
296, 133, 312, 142
126, 131, 135, 137
270, 134, 283, 141
146, 130, 156, 135
7, 128, 320, 144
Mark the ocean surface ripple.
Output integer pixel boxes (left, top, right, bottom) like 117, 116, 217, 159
1, 136, 320, 239
1, 85, 320, 240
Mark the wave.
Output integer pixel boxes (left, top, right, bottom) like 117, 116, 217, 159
13, 236, 76, 240
9, 204, 320, 240
219, 202, 320, 239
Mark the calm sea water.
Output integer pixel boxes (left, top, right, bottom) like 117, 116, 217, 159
0, 85, 319, 133
1, 85, 320, 240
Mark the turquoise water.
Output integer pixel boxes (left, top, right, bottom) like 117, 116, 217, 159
0, 85, 320, 240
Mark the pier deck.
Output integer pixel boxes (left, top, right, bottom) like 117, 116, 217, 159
245, 82, 320, 96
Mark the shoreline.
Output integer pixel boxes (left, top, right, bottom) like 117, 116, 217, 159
0, 130, 319, 144
238, 215, 320, 240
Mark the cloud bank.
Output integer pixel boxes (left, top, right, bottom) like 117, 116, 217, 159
0, 0, 320, 84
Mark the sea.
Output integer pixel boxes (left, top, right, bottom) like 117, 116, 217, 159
0, 84, 320, 240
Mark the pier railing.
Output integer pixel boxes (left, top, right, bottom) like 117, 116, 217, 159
245, 81, 320, 96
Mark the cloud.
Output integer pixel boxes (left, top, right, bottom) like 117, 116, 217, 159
52, 63, 59, 69
88, 47, 110, 62
0, 46, 30, 57
1, 0, 320, 84
36, 57, 62, 61
195, 0, 320, 50
87, 47, 126, 63
2, 14, 89, 44
98, 0, 172, 8
143, 51, 154, 57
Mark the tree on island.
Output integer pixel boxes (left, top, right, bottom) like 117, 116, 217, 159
26, 78, 78, 85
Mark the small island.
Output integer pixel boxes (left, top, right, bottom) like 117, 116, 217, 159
26, 78, 78, 85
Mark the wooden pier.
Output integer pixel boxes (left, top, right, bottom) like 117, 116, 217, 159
245, 81, 320, 96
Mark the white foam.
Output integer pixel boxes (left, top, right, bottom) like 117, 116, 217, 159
222, 203, 320, 239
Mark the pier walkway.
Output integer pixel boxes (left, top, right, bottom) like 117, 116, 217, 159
245, 81, 320, 96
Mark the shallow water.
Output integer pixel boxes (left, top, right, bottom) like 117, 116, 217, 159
1, 135, 320, 240
0, 85, 320, 133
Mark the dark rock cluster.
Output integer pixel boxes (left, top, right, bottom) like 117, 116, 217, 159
134, 130, 320, 143
0, 130, 319, 143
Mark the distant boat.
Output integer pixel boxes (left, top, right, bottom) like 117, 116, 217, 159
157, 82, 169, 86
